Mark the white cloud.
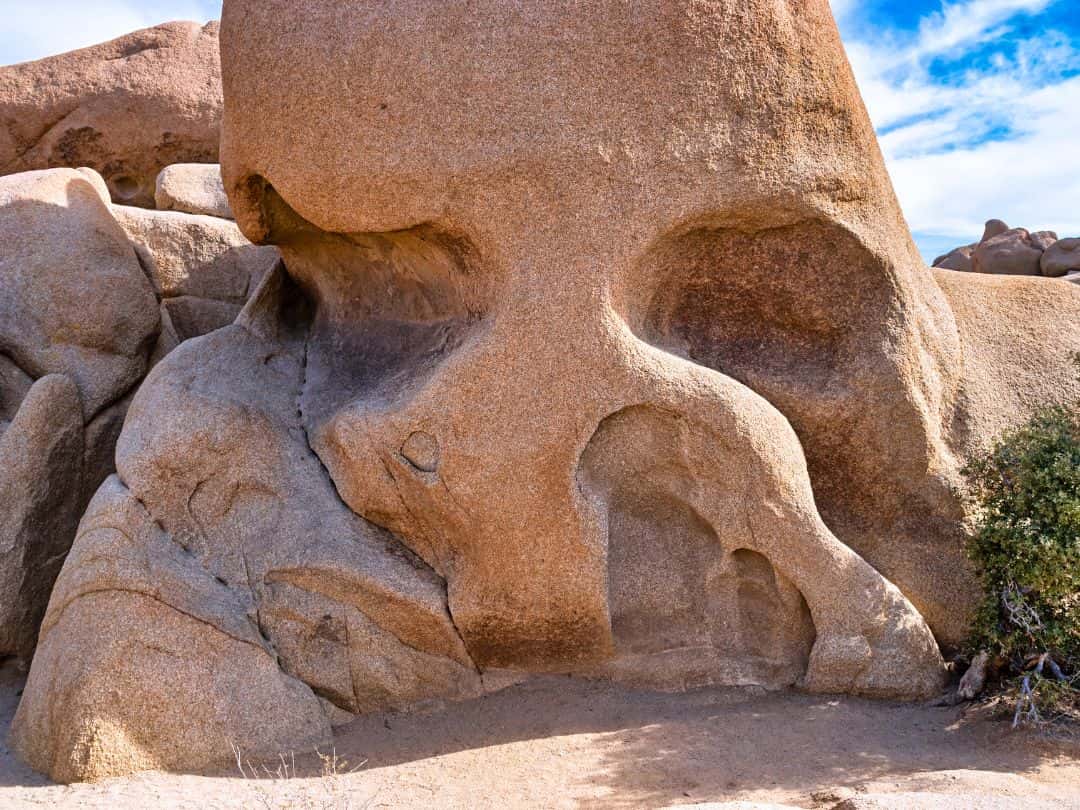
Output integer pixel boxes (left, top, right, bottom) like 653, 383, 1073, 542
829, 0, 858, 24
0, 0, 221, 66
911, 0, 1053, 62
840, 0, 1080, 246
889, 76, 1080, 238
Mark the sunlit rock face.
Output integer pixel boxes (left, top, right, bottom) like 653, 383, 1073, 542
0, 22, 222, 208
0, 164, 277, 670
14, 0, 1080, 784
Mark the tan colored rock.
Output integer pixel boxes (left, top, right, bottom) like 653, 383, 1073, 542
972, 228, 1043, 276
155, 163, 233, 219
1041, 237, 1080, 278
0, 22, 221, 208
10, 477, 333, 783
0, 168, 160, 659
933, 271, 1080, 456
112, 203, 278, 344
222, 0, 965, 655
17, 0, 1080, 783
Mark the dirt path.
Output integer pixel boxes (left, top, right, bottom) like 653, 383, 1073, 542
1, 666, 1078, 809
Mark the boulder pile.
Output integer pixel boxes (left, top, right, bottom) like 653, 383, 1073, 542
0, 1, 1079, 787
0, 161, 274, 666
934, 219, 1080, 283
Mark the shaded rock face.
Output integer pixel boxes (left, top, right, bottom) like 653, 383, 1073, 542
933, 245, 974, 272
1043, 238, 1080, 278
112, 203, 278, 341
13, 0, 1080, 783
0, 169, 159, 659
0, 22, 222, 208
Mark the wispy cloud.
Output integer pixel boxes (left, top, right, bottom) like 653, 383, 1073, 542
0, 0, 220, 66
836, 0, 1080, 252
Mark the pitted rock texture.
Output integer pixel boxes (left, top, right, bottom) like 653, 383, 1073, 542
0, 22, 221, 208
0, 169, 159, 659
13, 0, 1080, 783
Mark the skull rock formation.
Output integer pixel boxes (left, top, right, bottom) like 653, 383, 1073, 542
0, 22, 222, 208
13, 0, 1080, 783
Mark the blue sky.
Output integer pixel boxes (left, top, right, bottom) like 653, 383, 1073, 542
2, 0, 1079, 260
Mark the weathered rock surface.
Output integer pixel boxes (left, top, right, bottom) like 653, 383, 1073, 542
0, 165, 272, 663
0, 376, 83, 659
113, 204, 275, 302
932, 245, 975, 272
0, 22, 222, 208
155, 163, 232, 219
0, 169, 159, 659
13, 0, 1080, 783
0, 170, 159, 417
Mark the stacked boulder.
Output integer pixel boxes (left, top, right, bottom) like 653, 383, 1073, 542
0, 21, 270, 669
116, 163, 279, 342
0, 162, 275, 665
934, 219, 1080, 283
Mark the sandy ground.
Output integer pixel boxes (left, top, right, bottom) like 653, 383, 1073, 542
1, 663, 1079, 809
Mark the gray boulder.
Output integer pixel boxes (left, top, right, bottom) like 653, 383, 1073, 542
0, 168, 160, 659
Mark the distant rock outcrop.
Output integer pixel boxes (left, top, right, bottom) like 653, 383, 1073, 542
0, 22, 222, 208
934, 220, 1080, 284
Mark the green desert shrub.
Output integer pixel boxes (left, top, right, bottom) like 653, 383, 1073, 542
964, 379, 1080, 721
